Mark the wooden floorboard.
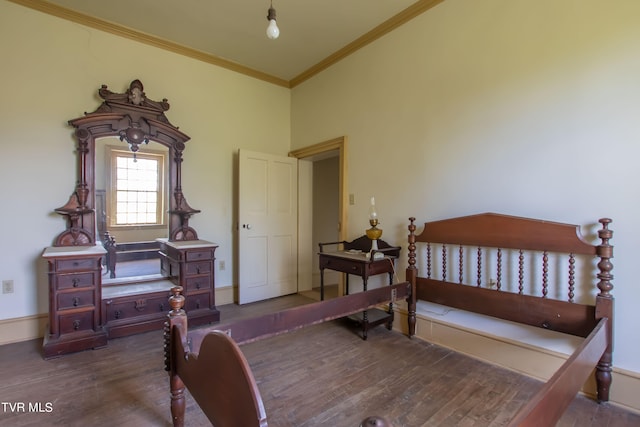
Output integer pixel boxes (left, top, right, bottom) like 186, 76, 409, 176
0, 293, 638, 427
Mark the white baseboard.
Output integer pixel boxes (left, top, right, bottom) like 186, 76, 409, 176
392, 305, 640, 414
215, 285, 234, 305
0, 313, 48, 346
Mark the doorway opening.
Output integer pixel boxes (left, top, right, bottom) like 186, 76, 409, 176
289, 136, 348, 299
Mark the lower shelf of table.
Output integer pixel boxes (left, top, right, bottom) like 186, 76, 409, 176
346, 307, 393, 340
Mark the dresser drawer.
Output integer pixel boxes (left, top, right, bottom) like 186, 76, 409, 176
56, 272, 96, 290
185, 261, 211, 276
56, 258, 98, 272
57, 289, 95, 310
185, 292, 212, 311
103, 293, 170, 322
186, 250, 213, 262
321, 257, 365, 275
59, 310, 95, 335
185, 275, 211, 292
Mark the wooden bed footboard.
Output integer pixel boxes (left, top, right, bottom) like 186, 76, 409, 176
167, 317, 268, 427
165, 282, 411, 427
405, 213, 614, 425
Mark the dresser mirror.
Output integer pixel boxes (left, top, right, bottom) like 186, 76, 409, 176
52, 79, 200, 280
95, 137, 169, 282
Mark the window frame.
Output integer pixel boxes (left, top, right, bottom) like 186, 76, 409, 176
106, 146, 168, 230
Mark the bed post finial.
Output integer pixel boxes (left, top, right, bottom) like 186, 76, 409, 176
596, 218, 614, 297
169, 286, 186, 312
406, 217, 417, 337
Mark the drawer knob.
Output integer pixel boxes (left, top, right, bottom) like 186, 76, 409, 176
73, 297, 80, 307
114, 310, 122, 319
73, 320, 81, 330
72, 278, 80, 287
196, 266, 201, 274
196, 282, 201, 289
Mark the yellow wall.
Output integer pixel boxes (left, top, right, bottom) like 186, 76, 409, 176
0, 1, 290, 320
290, 0, 640, 376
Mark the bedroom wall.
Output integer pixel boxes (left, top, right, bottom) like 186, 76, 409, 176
0, 2, 290, 329
290, 0, 640, 380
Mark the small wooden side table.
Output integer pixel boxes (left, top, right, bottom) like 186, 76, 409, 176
318, 236, 400, 339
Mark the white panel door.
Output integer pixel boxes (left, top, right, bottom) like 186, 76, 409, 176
238, 149, 298, 304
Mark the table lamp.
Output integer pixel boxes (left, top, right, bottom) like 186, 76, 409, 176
365, 197, 382, 257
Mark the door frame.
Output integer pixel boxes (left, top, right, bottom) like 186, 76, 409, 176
289, 136, 348, 295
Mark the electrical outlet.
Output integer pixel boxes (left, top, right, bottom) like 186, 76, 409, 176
219, 260, 225, 271
2, 280, 14, 294
349, 194, 355, 205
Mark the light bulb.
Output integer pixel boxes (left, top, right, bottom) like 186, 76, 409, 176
266, 19, 280, 39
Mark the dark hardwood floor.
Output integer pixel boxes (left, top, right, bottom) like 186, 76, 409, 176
0, 293, 638, 427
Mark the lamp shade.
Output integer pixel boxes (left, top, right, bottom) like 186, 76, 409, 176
369, 197, 378, 220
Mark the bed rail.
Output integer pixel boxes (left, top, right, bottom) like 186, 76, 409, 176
507, 317, 609, 426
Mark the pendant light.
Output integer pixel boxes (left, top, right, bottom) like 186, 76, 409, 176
266, 2, 280, 39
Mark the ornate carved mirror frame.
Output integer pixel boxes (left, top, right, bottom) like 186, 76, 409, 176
53, 79, 200, 246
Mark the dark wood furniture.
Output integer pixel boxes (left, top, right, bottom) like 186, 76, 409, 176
164, 212, 615, 427
102, 281, 171, 339
160, 239, 220, 325
100, 240, 219, 339
165, 283, 410, 427
406, 213, 614, 426
42, 246, 108, 359
318, 235, 400, 339
43, 79, 216, 358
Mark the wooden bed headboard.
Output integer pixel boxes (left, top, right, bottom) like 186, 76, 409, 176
405, 212, 614, 412
406, 213, 613, 335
